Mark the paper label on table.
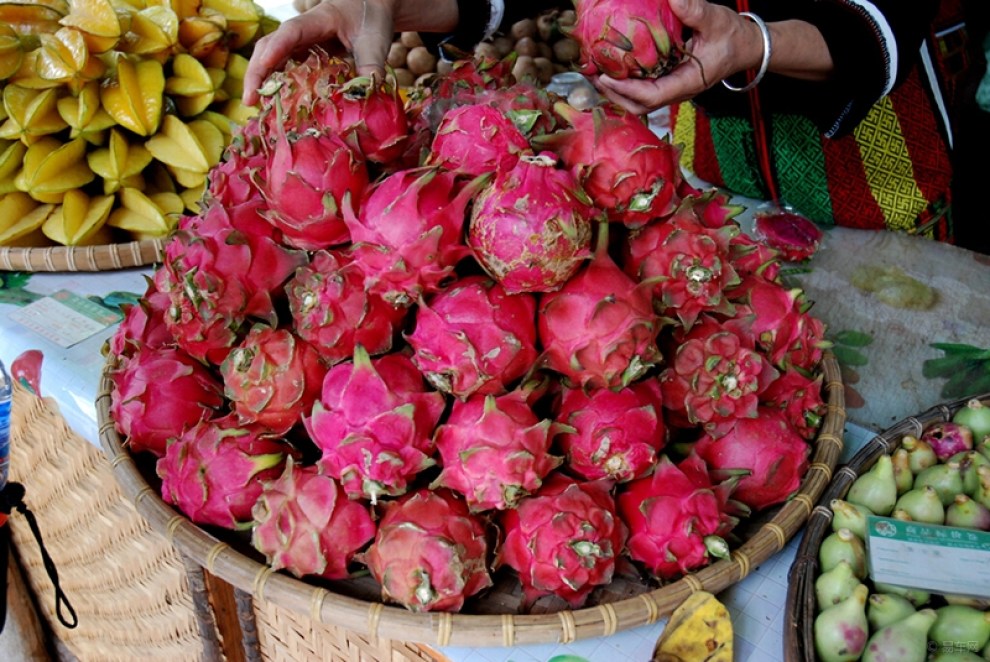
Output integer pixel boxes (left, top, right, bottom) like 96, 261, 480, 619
8, 289, 121, 348
865, 515, 990, 597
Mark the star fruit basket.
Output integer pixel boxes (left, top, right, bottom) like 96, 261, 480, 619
96, 51, 846, 654
0, 0, 277, 271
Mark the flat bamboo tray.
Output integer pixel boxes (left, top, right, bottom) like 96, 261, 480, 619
0, 238, 165, 272
784, 392, 990, 662
98, 350, 845, 652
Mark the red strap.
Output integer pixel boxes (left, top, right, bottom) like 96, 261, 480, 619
735, 0, 780, 204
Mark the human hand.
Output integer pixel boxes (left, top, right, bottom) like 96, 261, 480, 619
592, 0, 765, 115
243, 0, 397, 106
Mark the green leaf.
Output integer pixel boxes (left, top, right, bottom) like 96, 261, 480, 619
922, 356, 980, 379
941, 363, 990, 400
929, 343, 990, 359
832, 345, 869, 367
833, 330, 874, 347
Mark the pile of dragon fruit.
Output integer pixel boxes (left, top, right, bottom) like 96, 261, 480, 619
107, 51, 830, 614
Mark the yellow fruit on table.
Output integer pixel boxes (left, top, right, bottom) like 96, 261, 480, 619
14, 136, 94, 203
0, 3, 65, 36
36, 26, 106, 93
118, 5, 180, 60
145, 114, 223, 188
652, 592, 733, 662
0, 85, 68, 144
0, 137, 25, 193
100, 54, 164, 136
56, 78, 116, 145
0, 22, 28, 81
178, 9, 225, 59
41, 188, 114, 245
202, 0, 258, 50
106, 185, 182, 238
58, 0, 122, 53
87, 127, 151, 194
0, 191, 55, 246
166, 52, 224, 116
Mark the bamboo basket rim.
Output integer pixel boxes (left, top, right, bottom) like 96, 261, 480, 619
0, 238, 165, 272
783, 392, 990, 662
98, 350, 846, 648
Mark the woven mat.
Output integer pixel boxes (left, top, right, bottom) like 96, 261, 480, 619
7, 383, 207, 662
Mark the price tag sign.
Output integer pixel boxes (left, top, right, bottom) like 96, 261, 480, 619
866, 515, 990, 598
9, 289, 122, 348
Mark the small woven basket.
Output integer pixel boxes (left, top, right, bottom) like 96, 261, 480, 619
784, 392, 990, 662
0, 239, 165, 272
97, 351, 845, 655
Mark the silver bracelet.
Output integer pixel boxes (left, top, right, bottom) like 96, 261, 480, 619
722, 11, 772, 93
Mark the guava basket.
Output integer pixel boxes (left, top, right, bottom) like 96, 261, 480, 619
96, 350, 846, 657
784, 392, 990, 662
0, 238, 165, 272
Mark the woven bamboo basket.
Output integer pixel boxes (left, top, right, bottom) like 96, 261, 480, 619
783, 391, 990, 662
0, 239, 165, 272
97, 350, 845, 655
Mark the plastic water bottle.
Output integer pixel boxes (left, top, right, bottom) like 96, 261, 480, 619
0, 359, 10, 491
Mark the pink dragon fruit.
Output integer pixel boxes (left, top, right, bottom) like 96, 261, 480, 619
659, 316, 778, 436
539, 224, 661, 390
727, 276, 829, 373
110, 277, 174, 361
427, 104, 532, 177
206, 119, 267, 209
258, 125, 369, 250
556, 379, 666, 482
432, 390, 564, 512
693, 407, 811, 511
361, 489, 492, 612
406, 276, 538, 399
257, 49, 352, 132
156, 215, 307, 365
157, 415, 290, 529
753, 209, 824, 262
618, 453, 743, 579
539, 103, 682, 227
760, 369, 826, 440
305, 346, 446, 503
729, 231, 783, 282
315, 75, 410, 164
220, 325, 328, 435
468, 152, 594, 294
251, 458, 376, 580
570, 0, 687, 79
286, 250, 406, 365
499, 473, 627, 607
109, 346, 225, 457
625, 205, 740, 330
344, 167, 480, 306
